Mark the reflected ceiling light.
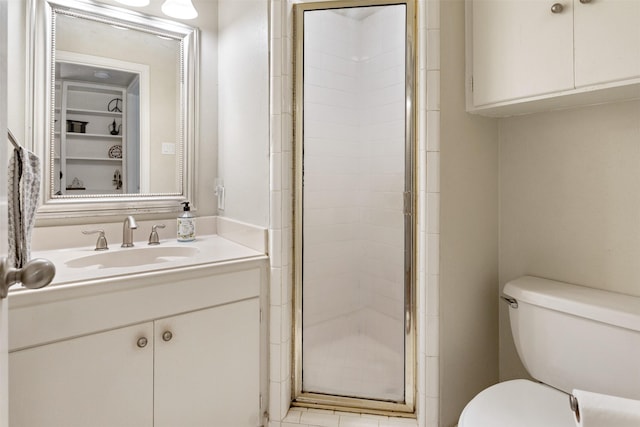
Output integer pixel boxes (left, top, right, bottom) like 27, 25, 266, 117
114, 0, 150, 7
161, 0, 198, 19
94, 70, 111, 79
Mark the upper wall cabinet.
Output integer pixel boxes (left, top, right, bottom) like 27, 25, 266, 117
466, 0, 640, 116
573, 0, 640, 88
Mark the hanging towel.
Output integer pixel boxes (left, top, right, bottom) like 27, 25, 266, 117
572, 389, 640, 427
8, 146, 41, 269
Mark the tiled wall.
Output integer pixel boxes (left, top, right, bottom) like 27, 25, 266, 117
302, 6, 405, 333
303, 10, 362, 328
359, 6, 406, 331
268, 0, 441, 425
301, 6, 406, 402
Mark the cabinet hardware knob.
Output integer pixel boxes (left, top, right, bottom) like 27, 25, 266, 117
550, 3, 564, 13
137, 337, 148, 348
579, 0, 592, 3
162, 331, 173, 342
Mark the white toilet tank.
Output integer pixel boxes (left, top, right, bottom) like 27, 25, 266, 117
504, 276, 640, 400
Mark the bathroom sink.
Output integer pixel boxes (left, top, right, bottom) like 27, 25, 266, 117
65, 246, 200, 269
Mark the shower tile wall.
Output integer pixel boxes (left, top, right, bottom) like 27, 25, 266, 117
268, 0, 440, 424
303, 11, 362, 330
359, 8, 406, 343
302, 7, 406, 401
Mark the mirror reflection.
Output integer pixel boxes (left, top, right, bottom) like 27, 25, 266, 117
53, 11, 181, 196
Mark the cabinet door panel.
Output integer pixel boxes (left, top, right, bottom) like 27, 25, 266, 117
154, 298, 260, 427
9, 323, 153, 427
472, 0, 574, 105
574, 0, 640, 87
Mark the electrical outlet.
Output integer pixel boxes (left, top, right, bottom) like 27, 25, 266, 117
161, 142, 175, 155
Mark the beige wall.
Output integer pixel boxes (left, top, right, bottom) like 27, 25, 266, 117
440, 1, 499, 426
499, 99, 640, 380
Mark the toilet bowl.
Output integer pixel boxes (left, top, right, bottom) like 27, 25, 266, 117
458, 379, 574, 427
459, 276, 640, 426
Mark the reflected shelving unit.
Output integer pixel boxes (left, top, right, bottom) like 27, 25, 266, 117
55, 81, 127, 195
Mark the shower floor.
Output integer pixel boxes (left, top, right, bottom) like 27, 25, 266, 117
303, 310, 404, 402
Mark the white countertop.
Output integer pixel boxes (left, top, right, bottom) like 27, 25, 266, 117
22, 234, 266, 290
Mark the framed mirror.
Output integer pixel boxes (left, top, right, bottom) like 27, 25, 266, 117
29, 0, 198, 218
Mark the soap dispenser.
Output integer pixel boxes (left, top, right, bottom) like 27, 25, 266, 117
177, 201, 196, 242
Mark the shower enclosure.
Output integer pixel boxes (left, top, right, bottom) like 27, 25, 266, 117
293, 0, 416, 414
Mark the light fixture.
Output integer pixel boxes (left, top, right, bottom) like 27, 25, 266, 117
114, 0, 150, 7
93, 70, 111, 79
161, 0, 198, 19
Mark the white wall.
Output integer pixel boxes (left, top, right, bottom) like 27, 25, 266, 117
440, 1, 499, 426
499, 99, 640, 380
7, 0, 26, 147
217, 0, 270, 228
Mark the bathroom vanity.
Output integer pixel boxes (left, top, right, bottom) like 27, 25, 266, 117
7, 234, 268, 427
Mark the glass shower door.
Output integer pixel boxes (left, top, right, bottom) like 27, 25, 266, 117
294, 0, 415, 412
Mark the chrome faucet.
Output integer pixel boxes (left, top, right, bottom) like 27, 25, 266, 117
122, 216, 138, 247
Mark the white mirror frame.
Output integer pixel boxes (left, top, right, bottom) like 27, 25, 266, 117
28, 0, 199, 218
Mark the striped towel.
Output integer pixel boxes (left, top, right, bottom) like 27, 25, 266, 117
8, 147, 41, 268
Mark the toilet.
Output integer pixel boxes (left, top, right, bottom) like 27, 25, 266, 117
459, 275, 640, 426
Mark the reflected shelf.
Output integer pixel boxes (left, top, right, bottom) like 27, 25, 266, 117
66, 108, 122, 117
65, 133, 122, 139
65, 156, 122, 162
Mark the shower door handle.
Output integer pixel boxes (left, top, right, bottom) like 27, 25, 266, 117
404, 268, 413, 334
0, 257, 56, 298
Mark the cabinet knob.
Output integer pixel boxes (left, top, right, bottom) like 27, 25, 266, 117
550, 3, 564, 13
162, 331, 173, 342
137, 337, 148, 348
579, 0, 592, 3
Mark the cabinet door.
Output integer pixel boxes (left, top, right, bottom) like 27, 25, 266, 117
154, 298, 260, 427
9, 323, 153, 427
574, 0, 640, 88
472, 0, 574, 105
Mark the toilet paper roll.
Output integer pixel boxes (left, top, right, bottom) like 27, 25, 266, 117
572, 389, 640, 427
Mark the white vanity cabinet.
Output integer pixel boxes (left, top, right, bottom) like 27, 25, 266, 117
468, 0, 640, 115
10, 323, 154, 427
8, 259, 266, 427
154, 299, 260, 427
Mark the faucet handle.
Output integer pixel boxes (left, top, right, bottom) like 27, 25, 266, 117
82, 229, 109, 251
148, 224, 166, 245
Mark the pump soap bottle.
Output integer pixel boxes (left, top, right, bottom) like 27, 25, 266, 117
177, 201, 196, 242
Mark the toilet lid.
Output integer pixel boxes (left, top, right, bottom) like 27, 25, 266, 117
458, 379, 576, 427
